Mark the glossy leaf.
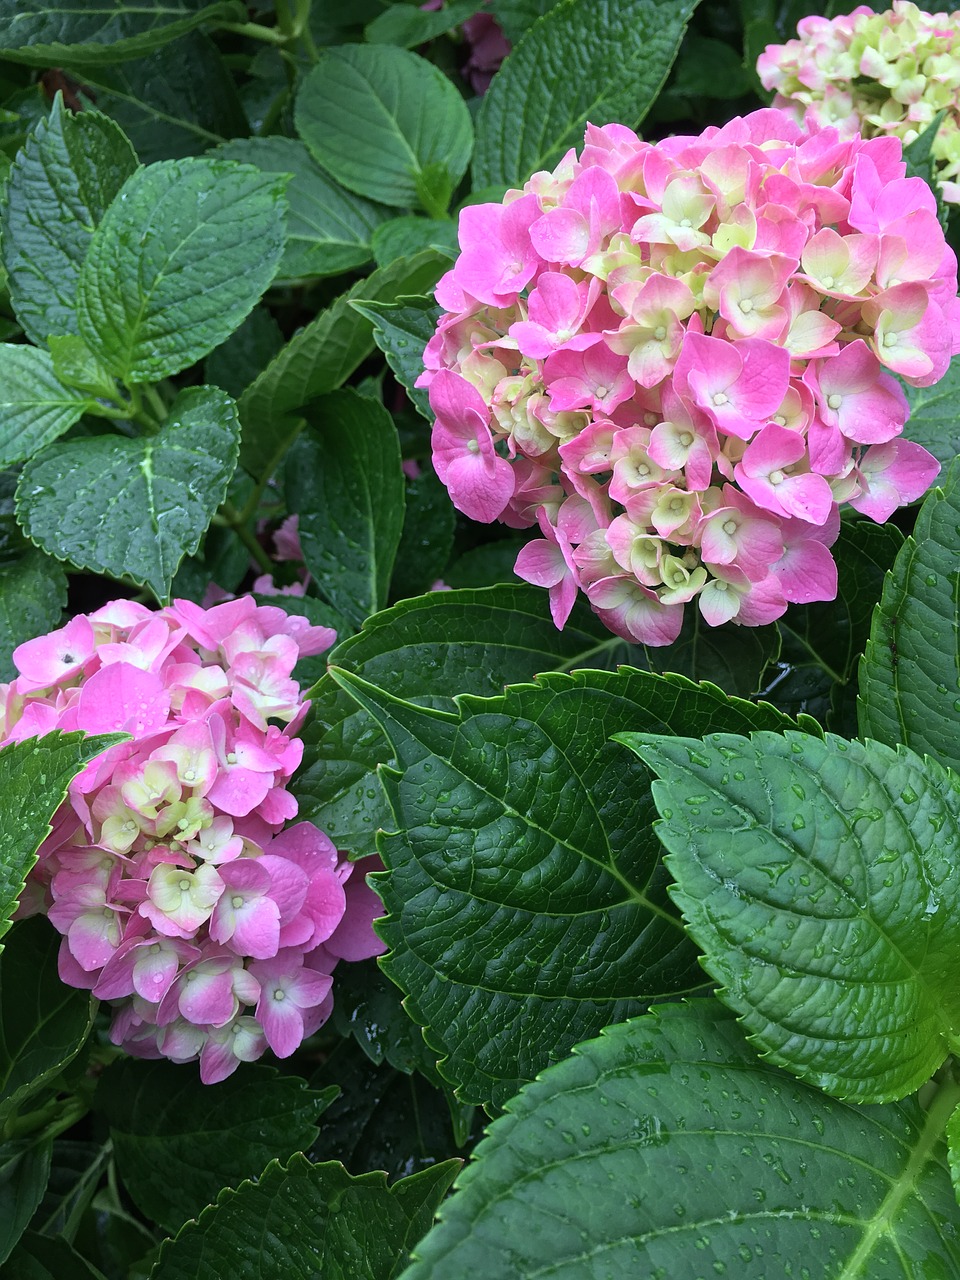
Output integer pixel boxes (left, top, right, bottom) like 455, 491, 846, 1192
292, 585, 631, 856
859, 456, 960, 773
5, 1231, 107, 1280
286, 391, 405, 629
0, 919, 97, 1125
390, 469, 456, 600
402, 1002, 960, 1280
370, 217, 458, 269
0, 733, 121, 947
474, 0, 699, 187
151, 1154, 460, 1280
0, 345, 93, 469
17, 386, 240, 604
214, 137, 389, 281
903, 357, 960, 464
0, 547, 67, 683
627, 729, 960, 1102
0, 95, 138, 346
76, 32, 248, 164
330, 664, 802, 1108
77, 157, 286, 384
0, 1139, 52, 1266
0, 0, 245, 67
238, 250, 444, 476
96, 1059, 336, 1234
349, 297, 439, 422
296, 46, 473, 211
364, 1, 485, 47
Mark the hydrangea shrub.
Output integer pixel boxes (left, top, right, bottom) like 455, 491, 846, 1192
2, 597, 384, 1083
420, 107, 960, 644
758, 2, 960, 201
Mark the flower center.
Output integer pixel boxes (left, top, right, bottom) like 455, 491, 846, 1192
712, 392, 728, 407
722, 519, 738, 536
827, 393, 843, 410
232, 894, 244, 909
769, 470, 785, 485
739, 298, 754, 313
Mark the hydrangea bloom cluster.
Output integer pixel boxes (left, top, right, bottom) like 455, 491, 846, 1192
418, 108, 960, 645
758, 3, 960, 202
2, 597, 384, 1083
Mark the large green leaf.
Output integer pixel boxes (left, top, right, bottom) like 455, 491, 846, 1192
902, 356, 960, 464
77, 158, 286, 384
292, 585, 632, 856
0, 0, 245, 67
151, 1154, 460, 1280
0, 1139, 52, 1266
0, 95, 138, 346
490, 0, 562, 43
0, 919, 97, 1125
285, 391, 405, 629
238, 250, 444, 476
17, 386, 240, 604
76, 32, 248, 164
474, 0, 699, 188
96, 1060, 336, 1234
349, 297, 438, 423
642, 610, 780, 699
401, 1002, 960, 1280
0, 346, 94, 470
626, 729, 960, 1103
330, 664, 803, 1108
214, 137, 389, 281
0, 733, 121, 947
296, 45, 473, 212
364, 0, 484, 47
0, 548, 67, 684
5, 1231, 108, 1280
859, 456, 960, 772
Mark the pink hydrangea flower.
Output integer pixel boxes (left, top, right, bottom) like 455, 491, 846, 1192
4, 597, 386, 1083
758, 3, 960, 201
418, 109, 959, 644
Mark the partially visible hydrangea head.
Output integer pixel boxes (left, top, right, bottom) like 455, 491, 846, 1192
3, 597, 385, 1084
417, 108, 960, 645
758, 3, 960, 201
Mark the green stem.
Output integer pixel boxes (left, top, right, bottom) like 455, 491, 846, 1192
218, 20, 286, 45
222, 500, 275, 576
777, 621, 845, 685
143, 383, 169, 425
257, 84, 290, 136
235, 422, 305, 527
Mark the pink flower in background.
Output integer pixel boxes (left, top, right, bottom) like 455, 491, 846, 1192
4, 598, 386, 1083
418, 108, 959, 644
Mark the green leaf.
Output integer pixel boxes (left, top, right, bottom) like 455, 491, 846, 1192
490, 0, 562, 44
0, 919, 98, 1125
0, 345, 94, 470
364, 0, 485, 48
390, 469, 456, 599
0, 0, 246, 67
203, 305, 283, 402
641, 610, 780, 699
327, 960, 446, 1086
96, 1060, 336, 1234
292, 585, 629, 856
47, 335, 118, 400
17, 386, 240, 604
77, 157, 286, 384
859, 456, 960, 772
401, 1002, 960, 1280
285, 391, 405, 629
330, 664, 802, 1108
309, 1040, 469, 1178
0, 1139, 51, 1266
0, 547, 67, 683
239, 250, 444, 475
779, 518, 905, 737
902, 355, 960, 465
29, 1138, 111, 1241
151, 1154, 460, 1280
296, 45, 473, 211
350, 297, 439, 422
0, 732, 121, 948
0, 95, 138, 346
76, 32, 248, 165
370, 217, 458, 269
5, 1231, 108, 1280
214, 136, 389, 281
474, 0, 699, 188
626, 728, 960, 1102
